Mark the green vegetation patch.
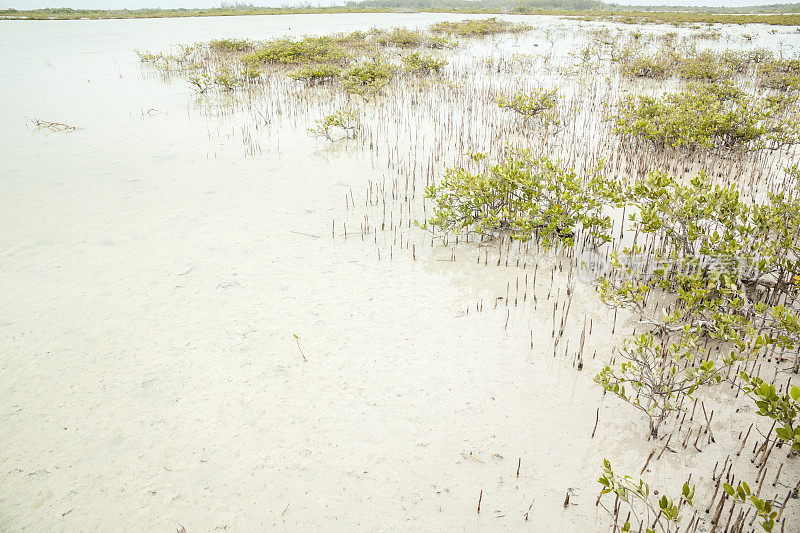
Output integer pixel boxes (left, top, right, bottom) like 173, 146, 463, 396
242, 36, 348, 66
289, 64, 343, 84
372, 27, 454, 49
612, 81, 800, 150
496, 88, 562, 127
572, 11, 800, 27
759, 57, 800, 91
210, 38, 254, 53
341, 59, 397, 97
615, 46, 764, 82
430, 17, 532, 37
401, 52, 448, 74
423, 149, 616, 247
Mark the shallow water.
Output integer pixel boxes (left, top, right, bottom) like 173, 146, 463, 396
2, 13, 799, 531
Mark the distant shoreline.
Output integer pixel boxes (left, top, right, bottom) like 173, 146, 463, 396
2, 7, 800, 26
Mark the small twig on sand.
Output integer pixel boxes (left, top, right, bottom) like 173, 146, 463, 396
461, 452, 485, 463
290, 231, 321, 239
293, 334, 307, 362
28, 117, 76, 132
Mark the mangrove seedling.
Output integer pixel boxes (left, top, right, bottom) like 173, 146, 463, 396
594, 331, 741, 438
597, 458, 695, 532
341, 59, 396, 99
739, 372, 800, 452
723, 481, 778, 532
402, 51, 447, 75
308, 109, 360, 141
496, 88, 563, 129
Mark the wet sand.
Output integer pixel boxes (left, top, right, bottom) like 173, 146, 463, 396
1, 14, 798, 531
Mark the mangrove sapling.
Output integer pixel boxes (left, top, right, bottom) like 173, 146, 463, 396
739, 372, 800, 453
373, 27, 426, 48
289, 64, 342, 84
241, 36, 349, 66
430, 17, 531, 37
763, 305, 800, 373
586, 26, 620, 47
136, 44, 202, 74
341, 59, 396, 99
598, 170, 800, 340
422, 149, 619, 248
372, 27, 453, 49
598, 266, 756, 347
209, 38, 254, 53
612, 44, 760, 81
758, 58, 800, 92
135, 49, 159, 62
308, 109, 360, 141
214, 65, 239, 90
188, 73, 211, 93
326, 30, 371, 51
612, 80, 800, 151
614, 45, 671, 78
597, 459, 695, 533
242, 64, 262, 82
723, 481, 779, 532
675, 49, 734, 81
496, 88, 564, 129
696, 29, 723, 40
401, 52, 447, 75
594, 330, 741, 438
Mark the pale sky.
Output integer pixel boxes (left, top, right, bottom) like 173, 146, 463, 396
1, 0, 796, 10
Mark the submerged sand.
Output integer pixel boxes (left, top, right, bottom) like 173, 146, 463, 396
1, 13, 798, 532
